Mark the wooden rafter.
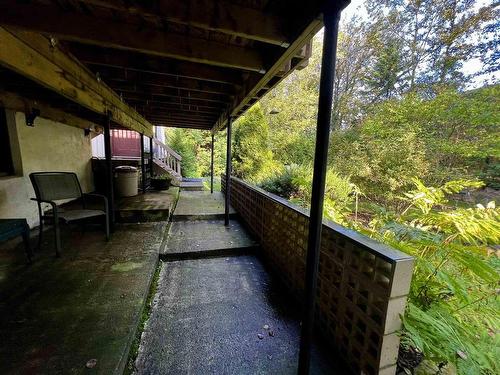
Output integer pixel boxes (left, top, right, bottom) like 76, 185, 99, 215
0, 90, 102, 133
0, 1, 270, 72
113, 85, 232, 104
0, 27, 154, 136
73, 45, 247, 85
76, 0, 291, 47
97, 69, 238, 95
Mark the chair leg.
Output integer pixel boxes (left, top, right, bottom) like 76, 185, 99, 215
54, 221, 61, 257
37, 220, 43, 252
105, 214, 110, 241
22, 225, 33, 264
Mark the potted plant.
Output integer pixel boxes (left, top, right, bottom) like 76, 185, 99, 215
150, 174, 172, 190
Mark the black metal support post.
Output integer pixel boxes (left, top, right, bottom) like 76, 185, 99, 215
210, 132, 215, 194
140, 133, 146, 194
103, 112, 115, 231
149, 136, 154, 178
297, 5, 343, 375
224, 116, 232, 226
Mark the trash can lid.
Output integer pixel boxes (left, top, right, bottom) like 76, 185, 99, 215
115, 165, 138, 173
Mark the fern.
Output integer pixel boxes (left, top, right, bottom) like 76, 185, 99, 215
363, 179, 500, 373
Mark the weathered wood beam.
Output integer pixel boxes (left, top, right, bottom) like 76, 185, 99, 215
153, 122, 210, 130
138, 105, 221, 115
124, 96, 225, 111
0, 27, 153, 136
213, 26, 321, 131
112, 84, 232, 104
0, 90, 102, 133
78, 0, 291, 47
147, 114, 218, 122
73, 45, 246, 85
146, 115, 213, 123
98, 69, 237, 95
0, 2, 268, 72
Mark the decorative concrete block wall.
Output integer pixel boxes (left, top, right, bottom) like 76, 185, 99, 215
223, 176, 414, 375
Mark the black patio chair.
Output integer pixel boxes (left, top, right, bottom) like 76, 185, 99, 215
30, 172, 110, 256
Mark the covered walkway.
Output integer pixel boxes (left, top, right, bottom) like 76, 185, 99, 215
134, 192, 343, 374
0, 222, 165, 374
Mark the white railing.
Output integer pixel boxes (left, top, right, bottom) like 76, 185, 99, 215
152, 138, 182, 176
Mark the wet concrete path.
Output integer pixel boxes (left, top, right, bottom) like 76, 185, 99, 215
133, 191, 339, 374
0, 222, 165, 374
134, 256, 337, 374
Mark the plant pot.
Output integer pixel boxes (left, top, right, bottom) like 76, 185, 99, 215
151, 178, 171, 190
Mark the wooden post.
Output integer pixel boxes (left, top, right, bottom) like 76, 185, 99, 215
210, 132, 215, 194
103, 112, 115, 231
140, 133, 146, 193
224, 116, 232, 226
298, 4, 343, 375
149, 136, 154, 178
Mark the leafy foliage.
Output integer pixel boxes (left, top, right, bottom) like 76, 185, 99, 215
232, 104, 277, 182
364, 179, 500, 373
161, 2, 499, 372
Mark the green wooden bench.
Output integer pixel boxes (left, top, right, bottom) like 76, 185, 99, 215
0, 218, 32, 263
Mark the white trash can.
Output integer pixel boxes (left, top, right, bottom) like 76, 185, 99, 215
114, 166, 138, 197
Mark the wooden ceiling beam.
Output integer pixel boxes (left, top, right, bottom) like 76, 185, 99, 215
97, 69, 237, 95
73, 45, 246, 85
152, 122, 211, 130
0, 27, 153, 136
77, 0, 291, 47
0, 90, 102, 134
146, 114, 215, 122
147, 115, 218, 123
137, 105, 221, 115
0, 2, 269, 72
213, 26, 322, 131
124, 96, 225, 111
112, 84, 232, 104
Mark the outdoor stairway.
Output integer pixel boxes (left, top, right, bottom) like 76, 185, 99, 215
179, 177, 205, 191
152, 138, 183, 186
161, 190, 251, 259
132, 191, 342, 374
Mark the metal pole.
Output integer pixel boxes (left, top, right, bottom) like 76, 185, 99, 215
224, 116, 232, 226
149, 136, 154, 178
103, 112, 115, 231
140, 133, 146, 194
297, 5, 343, 374
210, 132, 215, 194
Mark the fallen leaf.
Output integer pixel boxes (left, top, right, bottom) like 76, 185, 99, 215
86, 359, 97, 369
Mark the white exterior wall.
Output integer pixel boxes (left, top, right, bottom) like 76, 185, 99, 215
0, 110, 93, 228
91, 133, 105, 158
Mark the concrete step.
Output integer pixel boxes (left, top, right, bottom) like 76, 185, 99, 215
161, 219, 257, 260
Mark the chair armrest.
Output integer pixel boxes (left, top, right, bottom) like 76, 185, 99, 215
30, 198, 57, 207
30, 198, 59, 219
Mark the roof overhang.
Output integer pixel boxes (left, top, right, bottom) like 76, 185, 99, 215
0, 0, 350, 133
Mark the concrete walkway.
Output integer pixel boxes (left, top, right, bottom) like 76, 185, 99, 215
173, 191, 236, 221
0, 222, 165, 374
162, 219, 258, 260
133, 191, 340, 374
134, 256, 338, 375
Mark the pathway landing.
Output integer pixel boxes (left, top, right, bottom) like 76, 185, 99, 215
173, 191, 236, 221
162, 219, 258, 260
134, 256, 339, 375
115, 188, 179, 223
0, 222, 166, 374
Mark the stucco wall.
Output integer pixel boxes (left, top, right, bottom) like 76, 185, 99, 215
0, 110, 93, 228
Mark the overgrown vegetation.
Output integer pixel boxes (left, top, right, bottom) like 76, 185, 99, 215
166, 0, 499, 372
